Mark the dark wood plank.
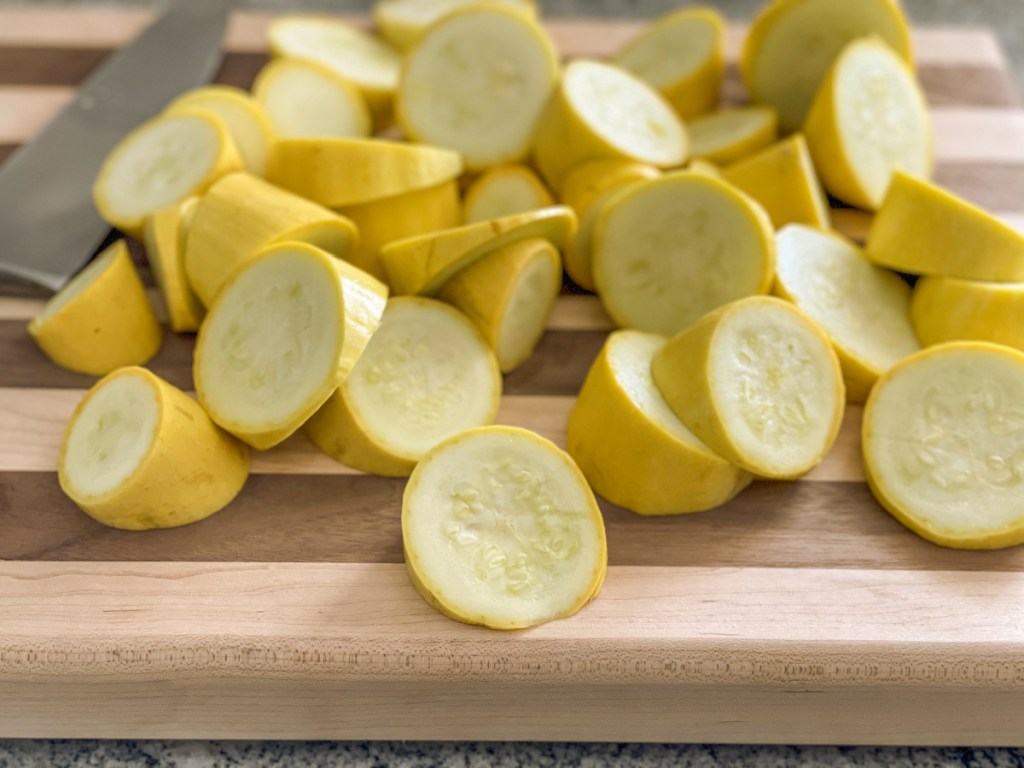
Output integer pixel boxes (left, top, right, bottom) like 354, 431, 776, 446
3, 472, 1023, 570
0, 323, 602, 394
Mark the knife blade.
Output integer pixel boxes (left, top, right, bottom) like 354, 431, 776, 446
0, 0, 231, 291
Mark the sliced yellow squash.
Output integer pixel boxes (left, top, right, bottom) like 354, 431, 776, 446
143, 197, 205, 333
462, 164, 554, 224
911, 276, 1024, 352
687, 106, 779, 165
375, 0, 537, 49
252, 58, 371, 139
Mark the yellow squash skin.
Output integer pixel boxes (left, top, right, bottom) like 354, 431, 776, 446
911, 276, 1024, 352
567, 330, 753, 515
28, 241, 163, 376
143, 197, 205, 333
184, 172, 358, 307
58, 366, 250, 530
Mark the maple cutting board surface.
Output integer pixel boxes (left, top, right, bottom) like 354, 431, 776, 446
2, 7, 1024, 745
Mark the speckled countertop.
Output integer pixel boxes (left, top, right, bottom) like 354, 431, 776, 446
1, 0, 1022, 765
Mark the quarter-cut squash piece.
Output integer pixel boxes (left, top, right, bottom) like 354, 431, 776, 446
866, 172, 1024, 281
592, 171, 775, 335
374, 0, 537, 49
613, 6, 725, 119
720, 134, 829, 229
165, 86, 274, 177
651, 295, 845, 479
462, 165, 554, 224
396, 5, 558, 169
143, 197, 204, 332
863, 342, 1024, 549
252, 58, 371, 140
911, 276, 1024, 352
28, 241, 163, 375
381, 205, 576, 296
403, 425, 607, 629
194, 242, 388, 450
741, 0, 913, 132
58, 367, 249, 530
533, 59, 689, 188
438, 238, 561, 372
568, 330, 752, 515
305, 297, 501, 476
184, 172, 357, 307
267, 137, 463, 208
340, 180, 461, 281
804, 37, 931, 211
687, 106, 778, 165
267, 16, 401, 128
93, 111, 242, 238
558, 158, 661, 291
774, 224, 920, 403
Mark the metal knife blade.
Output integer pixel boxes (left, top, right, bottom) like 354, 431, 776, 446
0, 0, 231, 291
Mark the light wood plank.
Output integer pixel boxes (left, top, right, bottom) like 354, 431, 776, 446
0, 8, 1007, 69
0, 387, 864, 480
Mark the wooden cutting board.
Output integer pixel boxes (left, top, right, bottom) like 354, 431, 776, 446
1, 8, 1024, 745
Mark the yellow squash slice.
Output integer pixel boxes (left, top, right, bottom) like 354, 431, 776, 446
58, 367, 249, 530
911, 276, 1024, 352
592, 171, 775, 335
396, 5, 559, 169
184, 172, 357, 307
804, 37, 932, 211
305, 297, 501, 476
687, 106, 779, 165
143, 197, 204, 333
774, 224, 920, 403
403, 425, 607, 629
374, 0, 537, 49
863, 342, 1024, 549
557, 158, 661, 291
93, 111, 242, 238
462, 164, 554, 224
252, 58, 372, 140
651, 295, 845, 479
340, 180, 461, 281
28, 241, 163, 375
381, 204, 576, 296
438, 238, 561, 372
533, 59, 689, 188
720, 134, 830, 229
194, 242, 388, 450
866, 172, 1024, 281
267, 16, 401, 128
741, 0, 913, 132
568, 330, 753, 515
613, 6, 725, 119
267, 137, 463, 208
165, 86, 274, 177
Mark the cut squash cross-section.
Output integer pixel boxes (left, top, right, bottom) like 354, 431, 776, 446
253, 58, 371, 139
194, 242, 388, 450
305, 297, 501, 476
403, 425, 607, 629
396, 5, 559, 169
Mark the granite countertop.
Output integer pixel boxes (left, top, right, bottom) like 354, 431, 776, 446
1, 0, 1022, 765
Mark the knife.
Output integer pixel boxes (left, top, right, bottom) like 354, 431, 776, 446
0, 0, 231, 291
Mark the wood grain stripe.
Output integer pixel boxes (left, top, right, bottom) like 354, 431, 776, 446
0, 387, 863, 481
0, 10, 1008, 68
2, 471, 1021, 571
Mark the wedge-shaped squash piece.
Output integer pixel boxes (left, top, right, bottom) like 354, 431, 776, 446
59, 366, 249, 530
143, 197, 204, 333
652, 296, 845, 479
194, 242, 388, 450
28, 241, 163, 375
911, 276, 1024, 353
267, 137, 463, 208
305, 297, 501, 476
863, 342, 1024, 549
592, 171, 774, 335
381, 205, 575, 296
403, 425, 607, 629
568, 330, 753, 515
